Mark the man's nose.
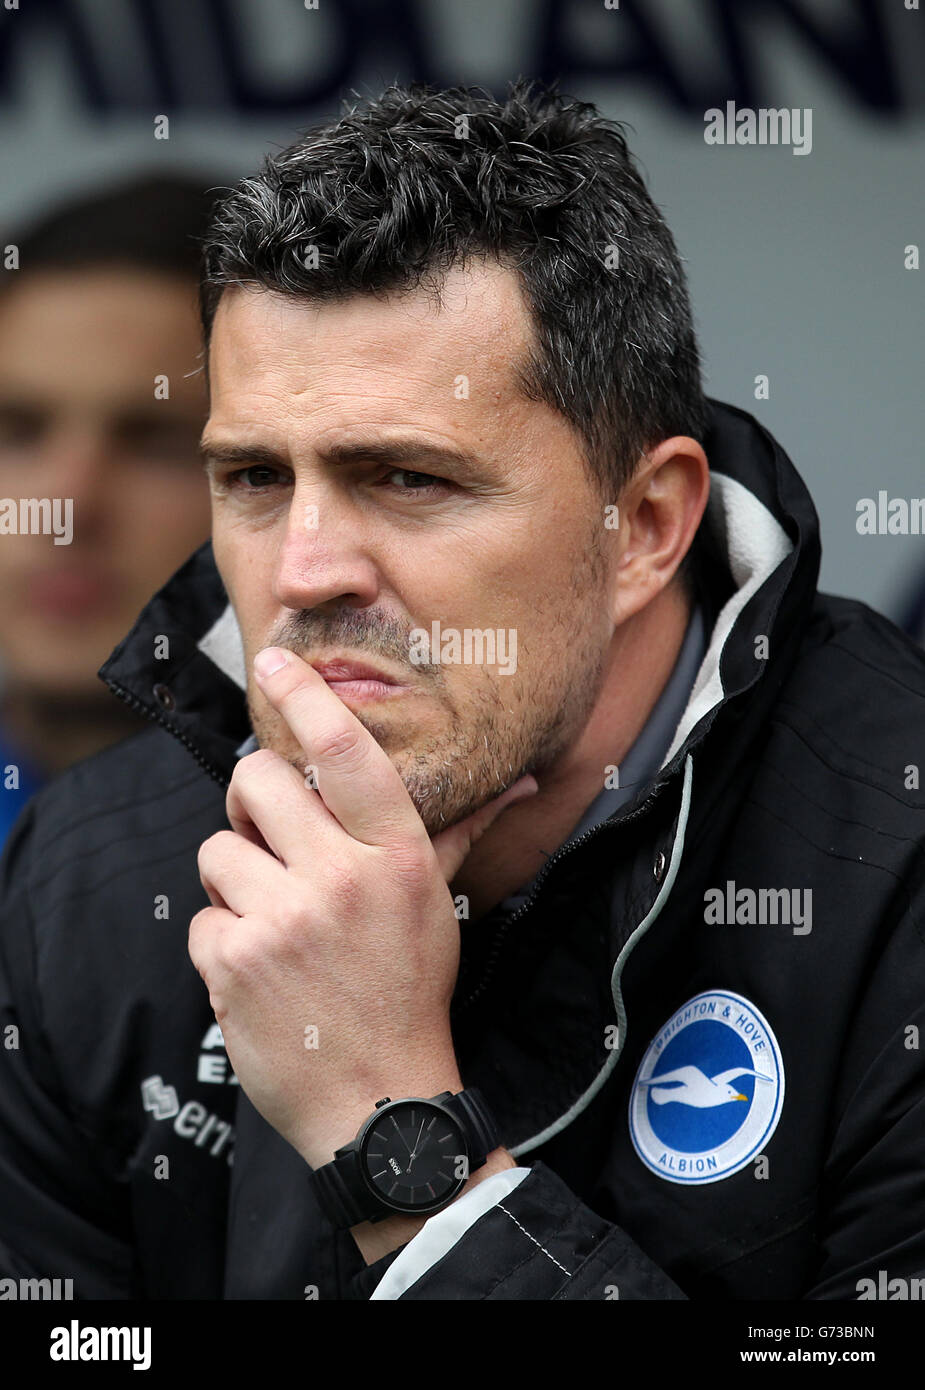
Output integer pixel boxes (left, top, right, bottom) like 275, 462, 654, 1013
272, 494, 381, 612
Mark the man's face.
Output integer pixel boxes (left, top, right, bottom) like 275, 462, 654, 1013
204, 261, 619, 834
0, 268, 211, 695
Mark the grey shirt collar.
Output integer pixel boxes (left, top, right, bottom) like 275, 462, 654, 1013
496, 603, 706, 913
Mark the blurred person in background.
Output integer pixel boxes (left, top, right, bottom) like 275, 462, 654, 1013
0, 175, 218, 844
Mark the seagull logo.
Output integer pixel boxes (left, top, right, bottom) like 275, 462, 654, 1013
638, 1065, 773, 1108
629, 990, 785, 1184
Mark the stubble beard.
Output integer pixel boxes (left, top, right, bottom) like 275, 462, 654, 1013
244, 538, 610, 837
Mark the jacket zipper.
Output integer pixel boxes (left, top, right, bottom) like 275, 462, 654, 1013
455, 774, 674, 1013
508, 753, 693, 1157
103, 678, 231, 789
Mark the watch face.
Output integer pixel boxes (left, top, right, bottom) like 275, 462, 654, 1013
360, 1101, 468, 1214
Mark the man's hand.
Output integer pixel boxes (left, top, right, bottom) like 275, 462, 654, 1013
188, 646, 536, 1175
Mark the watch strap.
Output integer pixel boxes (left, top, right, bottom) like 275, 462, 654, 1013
441, 1087, 499, 1168
312, 1087, 501, 1229
312, 1145, 374, 1228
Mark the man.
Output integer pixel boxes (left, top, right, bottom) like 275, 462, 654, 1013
0, 175, 216, 844
0, 80, 923, 1301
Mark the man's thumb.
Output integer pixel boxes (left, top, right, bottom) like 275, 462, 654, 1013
431, 775, 539, 883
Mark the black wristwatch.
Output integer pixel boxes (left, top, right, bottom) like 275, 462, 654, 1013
312, 1088, 500, 1227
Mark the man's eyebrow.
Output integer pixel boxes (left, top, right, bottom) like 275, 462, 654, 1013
321, 439, 482, 473
198, 436, 483, 473
198, 439, 288, 469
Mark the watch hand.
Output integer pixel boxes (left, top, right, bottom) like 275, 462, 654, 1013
407, 1118, 427, 1165
411, 1119, 426, 1154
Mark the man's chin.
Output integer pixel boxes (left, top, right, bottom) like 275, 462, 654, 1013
245, 692, 535, 838
247, 734, 490, 836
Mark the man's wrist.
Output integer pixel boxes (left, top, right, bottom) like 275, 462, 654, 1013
300, 1064, 466, 1169
350, 1145, 519, 1266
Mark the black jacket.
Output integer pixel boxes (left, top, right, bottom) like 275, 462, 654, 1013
1, 398, 924, 1300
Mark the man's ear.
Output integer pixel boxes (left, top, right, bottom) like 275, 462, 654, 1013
608, 436, 710, 627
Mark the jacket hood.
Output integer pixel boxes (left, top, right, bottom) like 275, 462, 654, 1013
98, 395, 821, 796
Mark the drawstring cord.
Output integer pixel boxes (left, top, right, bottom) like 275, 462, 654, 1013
511, 753, 695, 1157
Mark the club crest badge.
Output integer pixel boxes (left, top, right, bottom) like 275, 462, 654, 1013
629, 990, 784, 1184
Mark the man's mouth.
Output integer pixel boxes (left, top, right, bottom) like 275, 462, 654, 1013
308, 657, 412, 702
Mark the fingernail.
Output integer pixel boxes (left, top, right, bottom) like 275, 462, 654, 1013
254, 647, 289, 679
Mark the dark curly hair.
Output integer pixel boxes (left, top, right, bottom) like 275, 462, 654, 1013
200, 78, 707, 500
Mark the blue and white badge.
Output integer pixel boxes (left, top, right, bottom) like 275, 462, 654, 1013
629, 990, 784, 1185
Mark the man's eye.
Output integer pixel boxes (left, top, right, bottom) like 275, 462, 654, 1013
227, 465, 286, 489
383, 468, 446, 494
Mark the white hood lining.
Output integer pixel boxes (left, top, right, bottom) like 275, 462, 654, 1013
660, 472, 793, 767
198, 602, 247, 691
